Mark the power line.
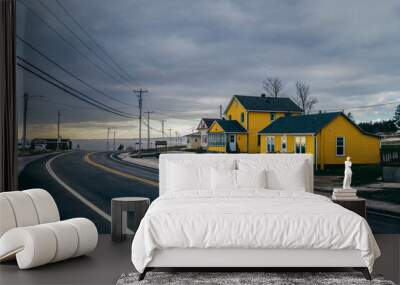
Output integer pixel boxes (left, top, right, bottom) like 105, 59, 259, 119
54, 0, 141, 87
17, 36, 136, 108
17, 56, 137, 117
324, 100, 400, 112
18, 0, 132, 90
37, 0, 136, 89
34, 97, 99, 110
17, 62, 136, 119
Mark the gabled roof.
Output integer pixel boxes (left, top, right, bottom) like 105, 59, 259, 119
211, 119, 247, 133
258, 112, 381, 138
197, 118, 219, 130
225, 95, 303, 113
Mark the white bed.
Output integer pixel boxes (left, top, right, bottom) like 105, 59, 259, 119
131, 154, 380, 280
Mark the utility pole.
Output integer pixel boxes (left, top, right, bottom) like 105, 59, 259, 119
56, 110, 61, 151
219, 105, 223, 119
144, 111, 154, 150
107, 128, 109, 151
160, 120, 166, 138
22, 93, 28, 151
167, 128, 172, 146
133, 88, 148, 155
113, 130, 116, 151
22, 93, 44, 151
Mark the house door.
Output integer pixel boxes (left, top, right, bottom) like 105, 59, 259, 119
229, 134, 236, 152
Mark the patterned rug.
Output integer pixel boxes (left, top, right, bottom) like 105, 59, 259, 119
116, 271, 395, 285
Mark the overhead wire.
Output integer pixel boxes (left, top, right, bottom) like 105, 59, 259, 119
54, 0, 141, 87
37, 0, 136, 89
17, 59, 137, 119
17, 35, 137, 108
18, 0, 133, 91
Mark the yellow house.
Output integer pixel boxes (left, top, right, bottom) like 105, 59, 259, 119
208, 119, 247, 153
209, 94, 303, 153
258, 112, 381, 169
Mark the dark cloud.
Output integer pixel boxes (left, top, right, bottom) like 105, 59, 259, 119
17, 0, 400, 138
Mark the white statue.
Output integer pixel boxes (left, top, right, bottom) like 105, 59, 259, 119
343, 156, 352, 189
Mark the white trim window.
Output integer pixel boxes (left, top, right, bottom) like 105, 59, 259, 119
266, 136, 275, 153
336, 136, 345, 156
295, 136, 306, 154
270, 112, 276, 121
281, 135, 287, 153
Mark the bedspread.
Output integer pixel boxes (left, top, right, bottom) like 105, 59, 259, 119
131, 190, 380, 272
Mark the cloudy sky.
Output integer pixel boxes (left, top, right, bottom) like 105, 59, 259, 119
16, 0, 400, 140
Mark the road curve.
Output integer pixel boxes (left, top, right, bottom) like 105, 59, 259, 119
19, 151, 158, 233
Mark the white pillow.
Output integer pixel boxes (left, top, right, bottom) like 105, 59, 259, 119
167, 162, 209, 191
167, 160, 236, 192
236, 169, 267, 189
266, 161, 307, 191
211, 168, 236, 191
237, 158, 308, 192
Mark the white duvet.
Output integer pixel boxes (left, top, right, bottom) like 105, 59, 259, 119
131, 190, 380, 273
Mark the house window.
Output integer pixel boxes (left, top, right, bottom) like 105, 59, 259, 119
257, 135, 261, 146
266, 136, 275, 153
229, 114, 232, 120
285, 113, 292, 117
281, 135, 287, 152
336, 137, 345, 156
295, 136, 306, 153
270, 113, 276, 121
208, 133, 226, 147
240, 112, 244, 123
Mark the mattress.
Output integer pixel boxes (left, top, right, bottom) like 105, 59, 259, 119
131, 190, 380, 273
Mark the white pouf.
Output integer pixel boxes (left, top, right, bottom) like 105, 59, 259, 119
0, 189, 98, 269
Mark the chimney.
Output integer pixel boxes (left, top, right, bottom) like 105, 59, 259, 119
261, 93, 266, 98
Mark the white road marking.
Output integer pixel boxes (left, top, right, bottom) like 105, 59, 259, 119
45, 152, 134, 234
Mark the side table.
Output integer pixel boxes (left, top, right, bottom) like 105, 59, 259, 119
111, 197, 150, 242
332, 198, 366, 218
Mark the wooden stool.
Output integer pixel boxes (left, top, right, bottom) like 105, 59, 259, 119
111, 197, 150, 242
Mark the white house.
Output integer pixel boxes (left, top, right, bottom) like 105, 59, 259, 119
196, 118, 219, 150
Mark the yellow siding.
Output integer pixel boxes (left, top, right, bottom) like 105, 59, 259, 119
209, 122, 224, 133
247, 112, 285, 153
318, 116, 380, 167
208, 146, 225, 152
225, 98, 247, 128
237, 133, 248, 153
259, 115, 380, 168
260, 134, 314, 154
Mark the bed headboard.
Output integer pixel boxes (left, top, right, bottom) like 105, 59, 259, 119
159, 153, 314, 196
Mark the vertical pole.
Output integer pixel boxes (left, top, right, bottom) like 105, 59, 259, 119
107, 128, 110, 151
56, 109, 61, 151
219, 105, 222, 119
161, 120, 165, 138
138, 93, 142, 154
113, 130, 116, 151
22, 93, 28, 151
147, 112, 150, 150
133, 89, 148, 156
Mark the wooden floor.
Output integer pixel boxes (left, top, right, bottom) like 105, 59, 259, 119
0, 235, 399, 285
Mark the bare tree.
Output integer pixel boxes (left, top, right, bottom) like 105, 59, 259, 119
294, 81, 317, 114
347, 112, 355, 122
262, 77, 284, 98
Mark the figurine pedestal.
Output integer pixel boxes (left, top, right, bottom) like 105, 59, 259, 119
332, 188, 358, 200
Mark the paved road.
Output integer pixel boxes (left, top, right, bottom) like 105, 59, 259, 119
18, 150, 399, 234
19, 151, 158, 233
